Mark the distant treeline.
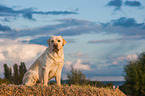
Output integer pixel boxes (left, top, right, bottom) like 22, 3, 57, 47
3, 62, 27, 85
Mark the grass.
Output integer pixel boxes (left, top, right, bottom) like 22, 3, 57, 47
0, 84, 126, 96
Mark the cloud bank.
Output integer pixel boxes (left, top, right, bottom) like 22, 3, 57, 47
107, 0, 142, 10
124, 1, 141, 7
64, 59, 91, 71
0, 39, 46, 77
0, 5, 78, 20
0, 17, 145, 45
111, 17, 144, 27
107, 0, 123, 10
0, 24, 11, 31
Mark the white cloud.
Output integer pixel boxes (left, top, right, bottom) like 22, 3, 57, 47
0, 53, 5, 61
15, 28, 20, 31
112, 61, 118, 65
64, 59, 91, 71
110, 53, 138, 68
74, 59, 91, 70
116, 54, 138, 62
69, 51, 89, 59
0, 39, 47, 78
15, 34, 49, 43
64, 60, 72, 71
127, 54, 138, 61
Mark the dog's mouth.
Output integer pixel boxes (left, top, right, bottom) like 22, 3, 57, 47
53, 48, 59, 52
53, 43, 60, 52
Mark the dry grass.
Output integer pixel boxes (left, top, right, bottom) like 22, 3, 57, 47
0, 84, 126, 96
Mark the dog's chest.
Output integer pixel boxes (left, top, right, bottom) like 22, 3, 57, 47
48, 64, 59, 77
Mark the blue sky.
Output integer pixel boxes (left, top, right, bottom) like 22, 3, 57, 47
0, 0, 145, 81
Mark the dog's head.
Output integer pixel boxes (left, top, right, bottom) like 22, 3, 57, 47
47, 36, 67, 52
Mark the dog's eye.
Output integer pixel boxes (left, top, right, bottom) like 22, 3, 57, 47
51, 40, 54, 42
58, 40, 61, 42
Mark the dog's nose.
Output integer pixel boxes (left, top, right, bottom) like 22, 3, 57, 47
53, 43, 58, 48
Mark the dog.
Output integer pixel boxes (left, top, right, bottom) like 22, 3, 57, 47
22, 36, 67, 86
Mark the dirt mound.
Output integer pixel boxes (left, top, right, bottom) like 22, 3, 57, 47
0, 84, 126, 96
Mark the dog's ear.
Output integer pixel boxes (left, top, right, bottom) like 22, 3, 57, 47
47, 39, 50, 46
62, 37, 67, 46
47, 36, 53, 46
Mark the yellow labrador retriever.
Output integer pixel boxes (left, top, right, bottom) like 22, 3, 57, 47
22, 36, 67, 86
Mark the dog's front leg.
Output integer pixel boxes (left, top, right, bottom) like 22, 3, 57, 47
55, 69, 62, 86
42, 66, 49, 86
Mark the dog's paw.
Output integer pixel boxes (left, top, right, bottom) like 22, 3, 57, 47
56, 84, 61, 86
43, 83, 48, 86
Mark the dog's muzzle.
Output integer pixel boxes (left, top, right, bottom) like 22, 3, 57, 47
53, 43, 59, 52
